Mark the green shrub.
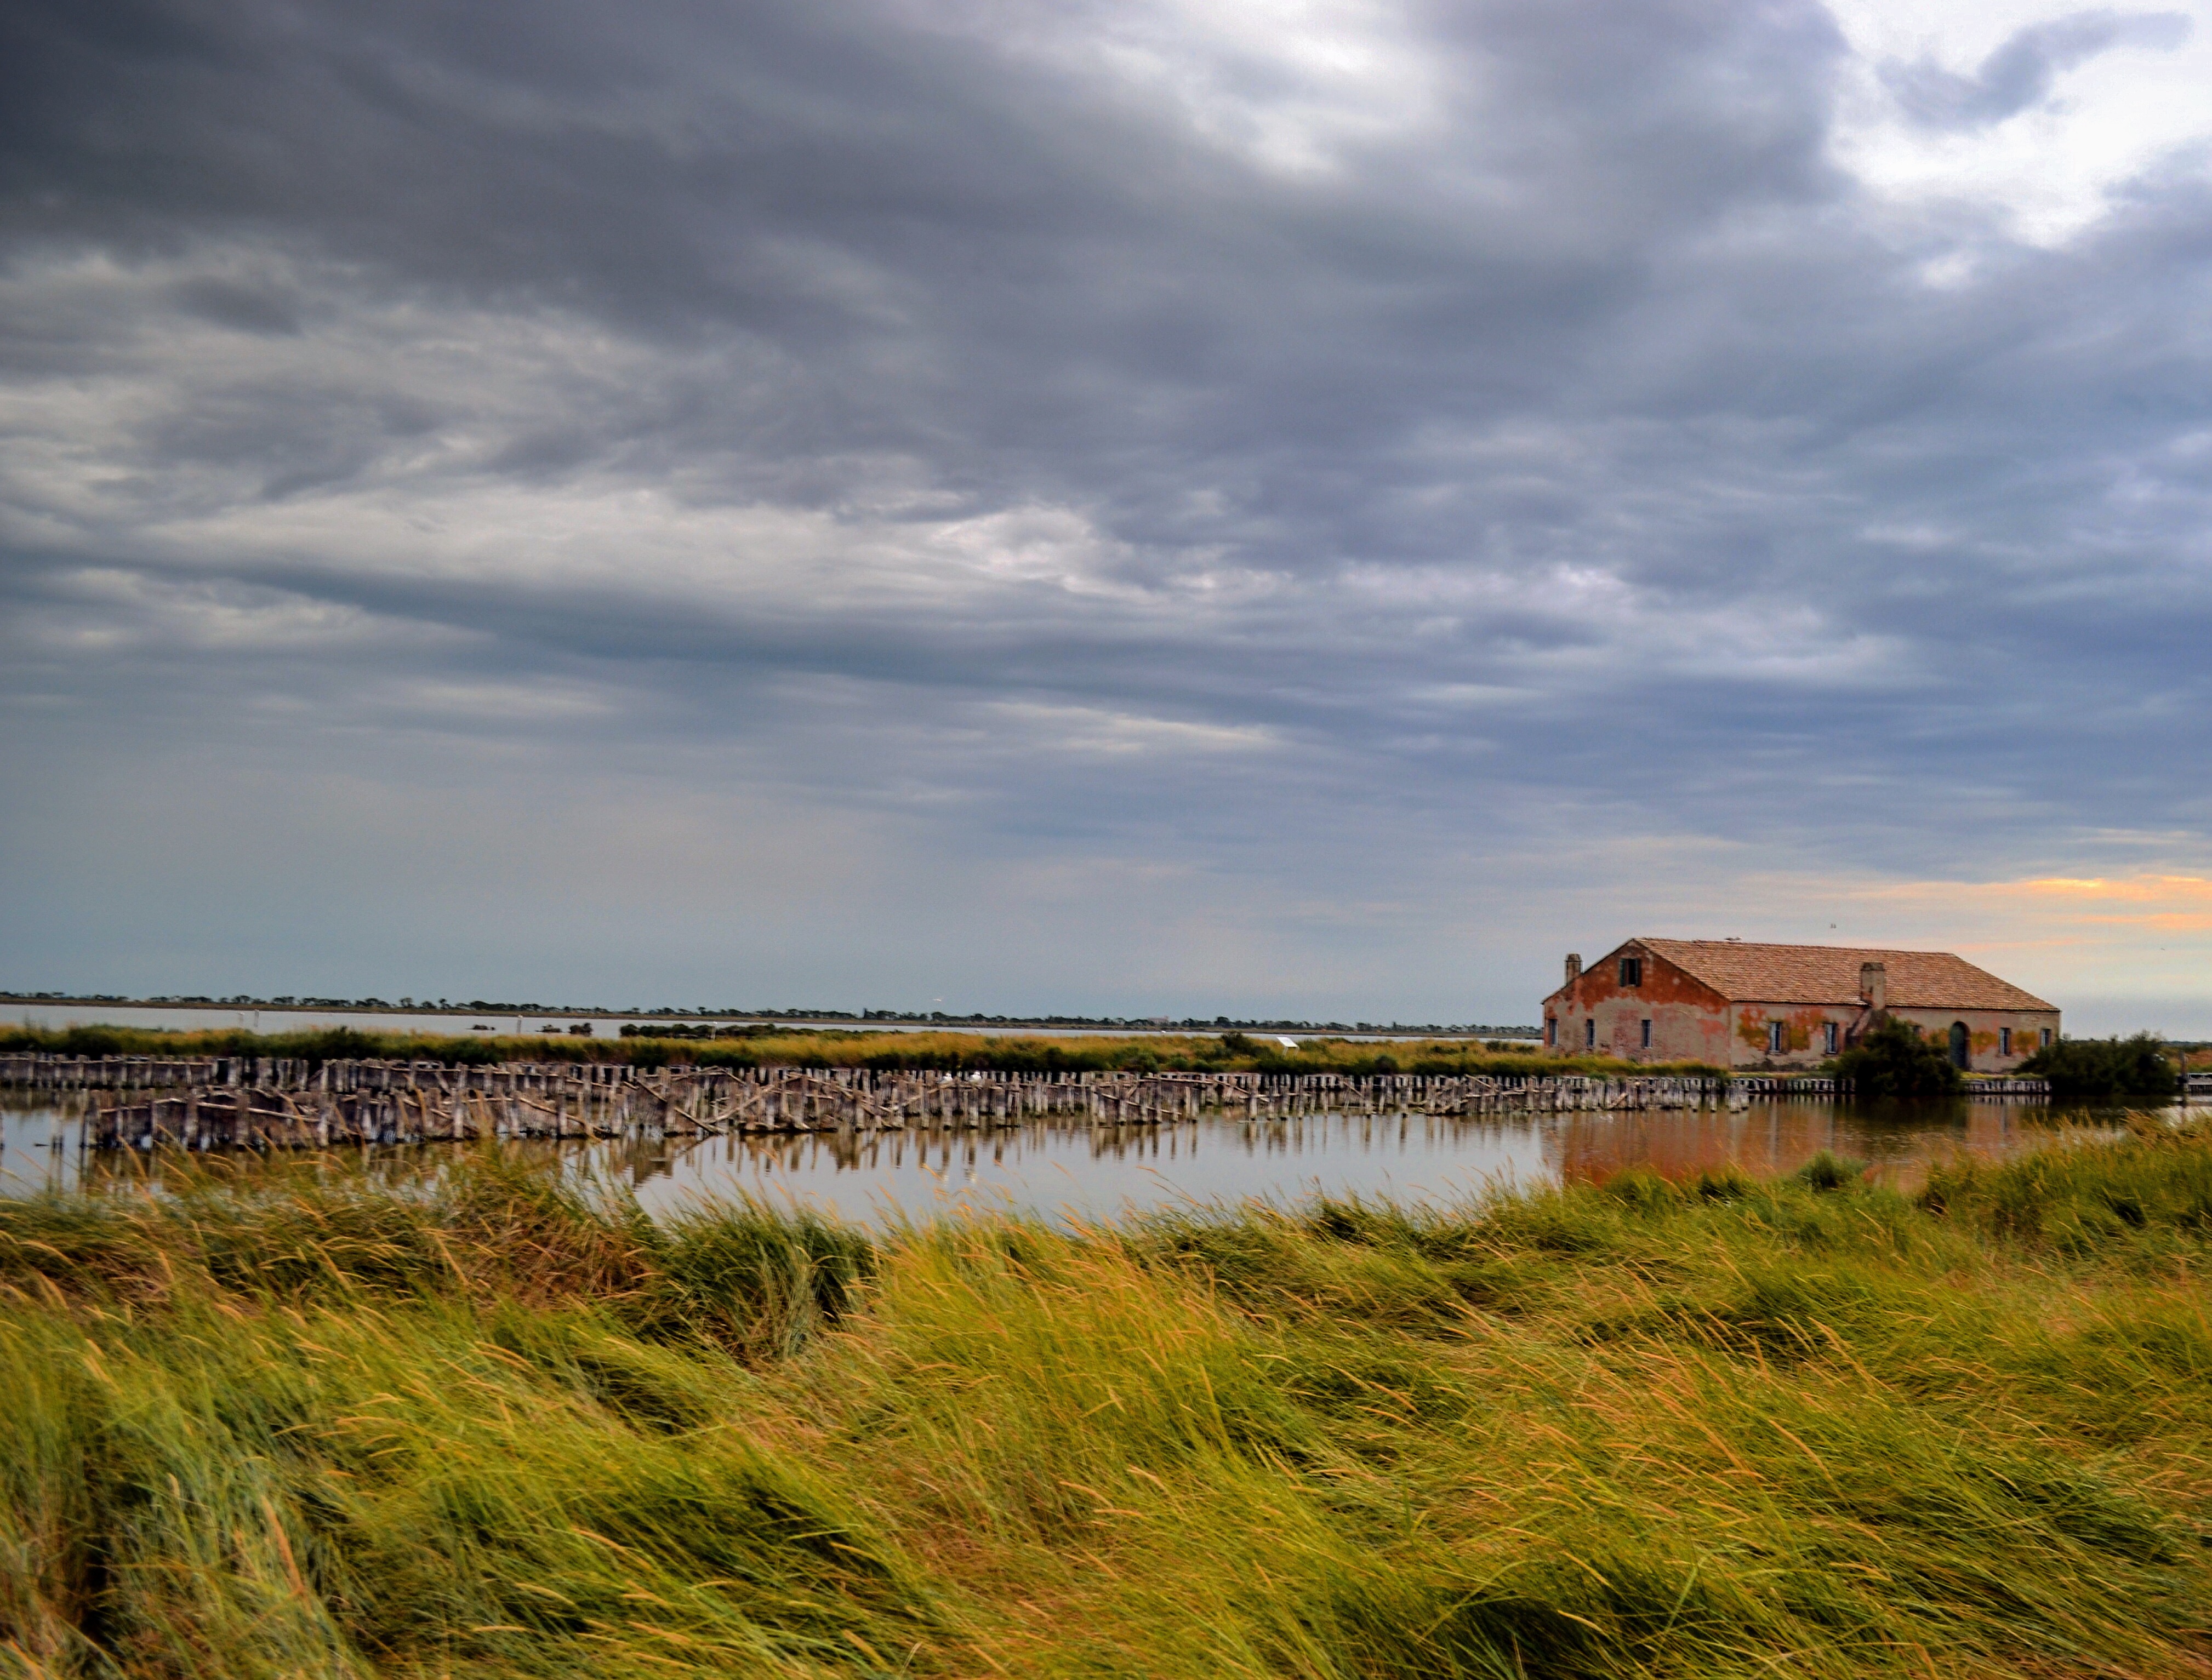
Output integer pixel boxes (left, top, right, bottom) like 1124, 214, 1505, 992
1833, 1017, 1964, 1099
2023, 1033, 2180, 1102
1792, 1151, 1869, 1191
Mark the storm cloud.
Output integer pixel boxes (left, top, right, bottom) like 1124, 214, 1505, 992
3, 0, 2209, 1028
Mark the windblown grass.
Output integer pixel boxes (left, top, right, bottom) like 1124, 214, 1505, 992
5, 1124, 2212, 1676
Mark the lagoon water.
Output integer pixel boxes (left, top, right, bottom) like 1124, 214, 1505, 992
1, 1093, 2145, 1226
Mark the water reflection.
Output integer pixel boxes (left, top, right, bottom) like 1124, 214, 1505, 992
1548, 1098, 2066, 1185
6, 1088, 2172, 1224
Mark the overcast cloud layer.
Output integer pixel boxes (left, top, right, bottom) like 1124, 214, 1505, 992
3, 0, 2209, 1030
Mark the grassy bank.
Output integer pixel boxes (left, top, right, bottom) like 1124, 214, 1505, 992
5, 1125, 2212, 1677
0, 1022, 1705, 1081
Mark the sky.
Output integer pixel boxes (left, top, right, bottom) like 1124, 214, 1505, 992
3, 0, 2209, 1033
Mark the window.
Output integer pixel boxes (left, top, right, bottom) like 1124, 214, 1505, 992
1619, 957, 1643, 987
1640, 1019, 1651, 1049
1585, 1019, 1595, 1050
1824, 1021, 1838, 1055
1546, 1018, 1557, 1047
1769, 1020, 1785, 1055
2000, 1027, 2012, 1056
2041, 1027, 2053, 1048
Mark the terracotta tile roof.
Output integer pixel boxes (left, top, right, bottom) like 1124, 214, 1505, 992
1634, 939, 2055, 1012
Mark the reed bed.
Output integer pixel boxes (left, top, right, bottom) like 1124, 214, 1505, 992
3, 1123, 2210, 1677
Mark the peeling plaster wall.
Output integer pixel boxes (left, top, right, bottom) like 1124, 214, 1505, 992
1721, 1004, 2059, 1072
1542, 940, 1734, 1065
1885, 1008, 2061, 1072
1542, 942, 2062, 1071
1725, 1002, 1865, 1068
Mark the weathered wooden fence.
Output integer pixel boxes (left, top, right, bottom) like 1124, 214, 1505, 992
1733, 1075, 2051, 1098
0, 1055, 2055, 1152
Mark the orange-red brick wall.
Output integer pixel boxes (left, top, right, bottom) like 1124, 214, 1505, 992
1541, 944, 2060, 1071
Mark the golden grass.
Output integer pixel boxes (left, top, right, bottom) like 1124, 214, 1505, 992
4, 1125, 2210, 1676
0, 1021, 1695, 1080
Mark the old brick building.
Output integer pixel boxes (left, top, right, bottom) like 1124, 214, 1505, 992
1542, 938, 2060, 1072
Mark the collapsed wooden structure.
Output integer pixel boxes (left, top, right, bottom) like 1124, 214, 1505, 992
0, 1055, 2055, 1152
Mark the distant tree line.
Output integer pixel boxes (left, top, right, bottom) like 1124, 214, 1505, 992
0, 1022, 1679, 1081
0, 990, 1541, 1037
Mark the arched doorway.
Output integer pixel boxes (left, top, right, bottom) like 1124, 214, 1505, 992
1948, 1021, 1970, 1070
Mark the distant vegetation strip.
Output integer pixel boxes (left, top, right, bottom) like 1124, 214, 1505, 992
5, 1123, 2212, 1675
0, 992, 1542, 1037
6, 1022, 2185, 1093
0, 1022, 1697, 1080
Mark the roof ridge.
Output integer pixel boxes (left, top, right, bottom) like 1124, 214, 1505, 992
1614, 937, 2055, 1012
1640, 936, 1959, 956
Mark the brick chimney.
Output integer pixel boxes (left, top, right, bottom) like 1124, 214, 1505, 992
1565, 952, 1582, 986
1859, 961, 1887, 1014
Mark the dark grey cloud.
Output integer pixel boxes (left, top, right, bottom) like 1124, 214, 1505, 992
1, 0, 2209, 1023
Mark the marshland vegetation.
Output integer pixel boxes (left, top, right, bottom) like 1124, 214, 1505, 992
0, 1021, 1706, 1081
2023, 1031, 2185, 1102
1827, 1018, 1965, 1100
5, 1119, 2212, 1677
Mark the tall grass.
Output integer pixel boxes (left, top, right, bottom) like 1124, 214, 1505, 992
6, 1126, 2212, 1676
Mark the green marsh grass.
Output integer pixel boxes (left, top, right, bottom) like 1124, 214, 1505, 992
4, 1126, 2212, 1676
0, 1021, 1707, 1081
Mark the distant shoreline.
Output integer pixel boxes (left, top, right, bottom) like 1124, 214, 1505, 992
0, 993, 1543, 1041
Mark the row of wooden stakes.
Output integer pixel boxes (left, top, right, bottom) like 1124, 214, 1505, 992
36, 1062, 2076, 1152
67, 1066, 1794, 1150
8, 1052, 2059, 1101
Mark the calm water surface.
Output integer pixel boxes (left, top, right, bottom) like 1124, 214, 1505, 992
2, 1094, 2166, 1225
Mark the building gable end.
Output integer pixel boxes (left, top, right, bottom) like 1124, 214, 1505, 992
1544, 940, 1730, 1012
